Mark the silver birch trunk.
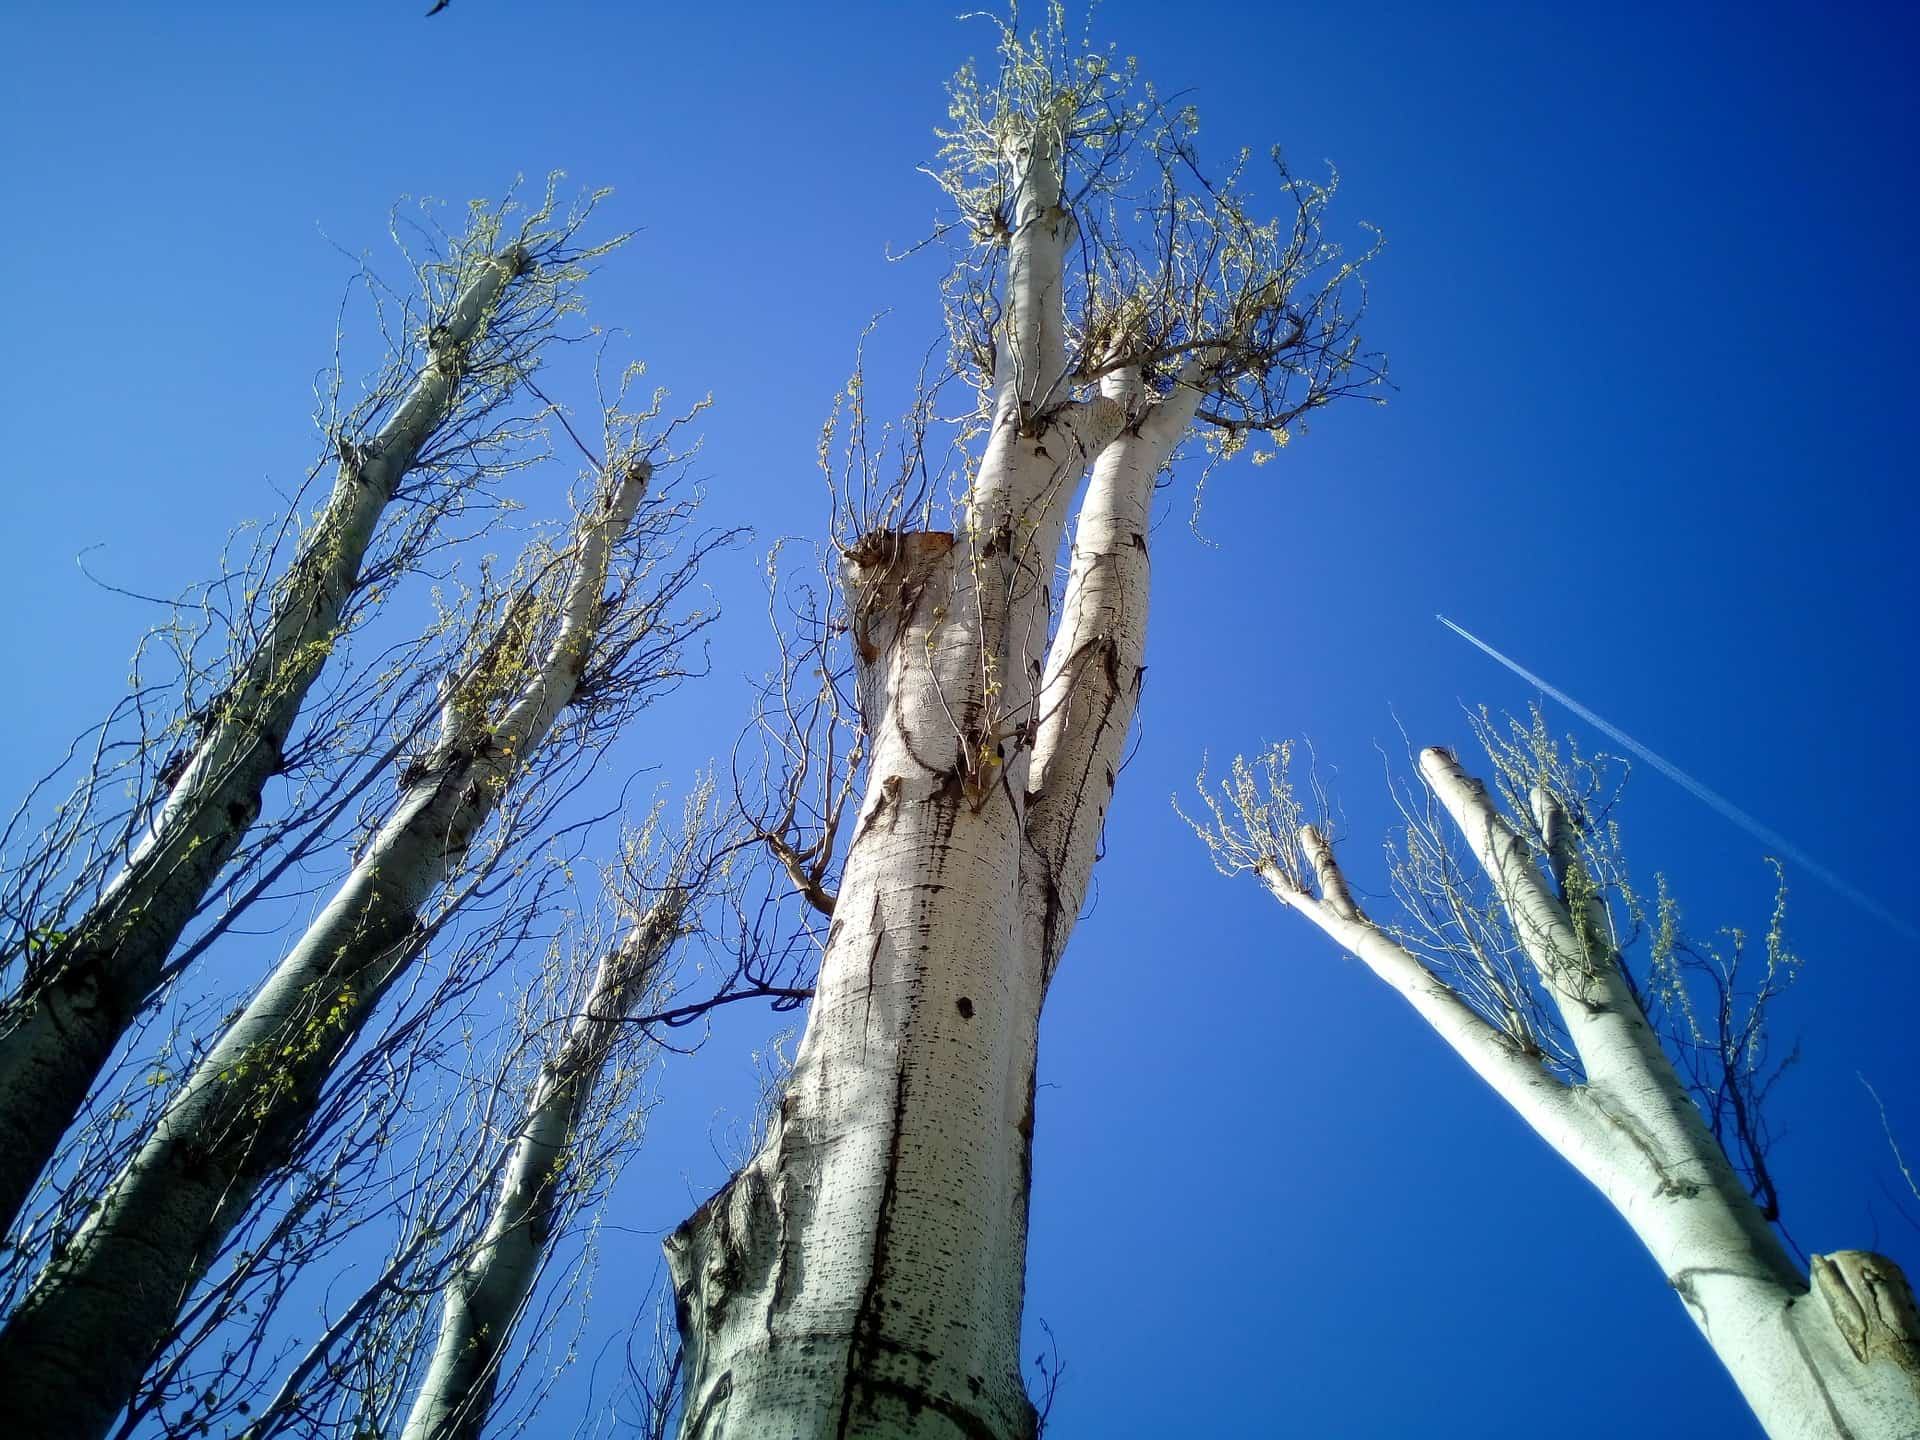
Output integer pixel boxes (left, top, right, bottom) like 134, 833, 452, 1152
1256, 747, 1920, 1439
0, 243, 529, 1238
397, 890, 686, 1440
0, 463, 649, 1440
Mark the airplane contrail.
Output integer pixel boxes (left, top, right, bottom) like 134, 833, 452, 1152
1437, 613, 1917, 945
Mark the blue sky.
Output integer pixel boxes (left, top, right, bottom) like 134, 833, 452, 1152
3, 2, 1917, 1436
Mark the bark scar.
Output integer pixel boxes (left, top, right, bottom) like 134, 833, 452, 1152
835, 1036, 917, 1438
861, 891, 886, 1057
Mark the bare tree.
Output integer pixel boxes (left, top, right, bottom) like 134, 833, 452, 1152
0, 181, 622, 1239
1184, 715, 1920, 1439
395, 795, 711, 1440
0, 382, 717, 1439
199, 787, 719, 1440
665, 10, 1383, 1435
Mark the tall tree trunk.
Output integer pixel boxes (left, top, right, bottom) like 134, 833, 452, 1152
666, 27, 1379, 1432
0, 463, 649, 1440
1020, 357, 1207, 984
0, 242, 530, 1238
1425, 752, 1920, 1439
398, 890, 686, 1440
666, 124, 1124, 1439
1249, 746, 1920, 1439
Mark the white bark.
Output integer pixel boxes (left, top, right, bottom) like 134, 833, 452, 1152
0, 463, 649, 1440
399, 891, 685, 1440
664, 135, 1244, 1440
1259, 746, 1920, 1439
667, 35, 1377, 1430
0, 243, 530, 1239
670, 525, 1044, 1437
1021, 359, 1207, 983
994, 112, 1071, 411
1265, 831, 1598, 1164
667, 122, 1140, 1437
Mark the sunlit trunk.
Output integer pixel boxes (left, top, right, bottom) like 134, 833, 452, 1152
666, 30, 1377, 1434
0, 244, 529, 1238
0, 464, 648, 1440
666, 121, 1129, 1436
1423, 751, 1920, 1440
400, 893, 684, 1440
1253, 747, 1920, 1440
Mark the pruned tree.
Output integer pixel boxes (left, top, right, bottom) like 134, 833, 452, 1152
665, 10, 1384, 1435
107, 860, 584, 1440
1183, 716, 1920, 1439
0, 181, 623, 1241
394, 795, 710, 1440
214, 789, 724, 1440
0, 385, 717, 1440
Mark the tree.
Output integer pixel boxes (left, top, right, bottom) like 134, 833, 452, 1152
664, 11, 1384, 1435
1183, 716, 1920, 1439
394, 804, 705, 1440
0, 186, 618, 1241
211, 791, 724, 1440
0, 375, 715, 1438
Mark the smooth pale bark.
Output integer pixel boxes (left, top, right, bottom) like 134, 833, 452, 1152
993, 103, 1071, 411
662, 127, 1250, 1435
667, 122, 1150, 1437
1262, 747, 1920, 1439
1426, 750, 1920, 1438
0, 244, 530, 1239
0, 464, 649, 1440
399, 892, 685, 1440
1264, 833, 1599, 1164
1021, 358, 1207, 983
670, 525, 1045, 1438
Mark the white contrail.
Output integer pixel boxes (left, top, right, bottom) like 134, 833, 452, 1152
1437, 613, 1918, 945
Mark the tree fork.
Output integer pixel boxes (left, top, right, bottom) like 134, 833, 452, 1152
1211, 738, 1920, 1438
669, 18, 1382, 1430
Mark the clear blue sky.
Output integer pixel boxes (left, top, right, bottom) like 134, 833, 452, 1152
3, 2, 1917, 1436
